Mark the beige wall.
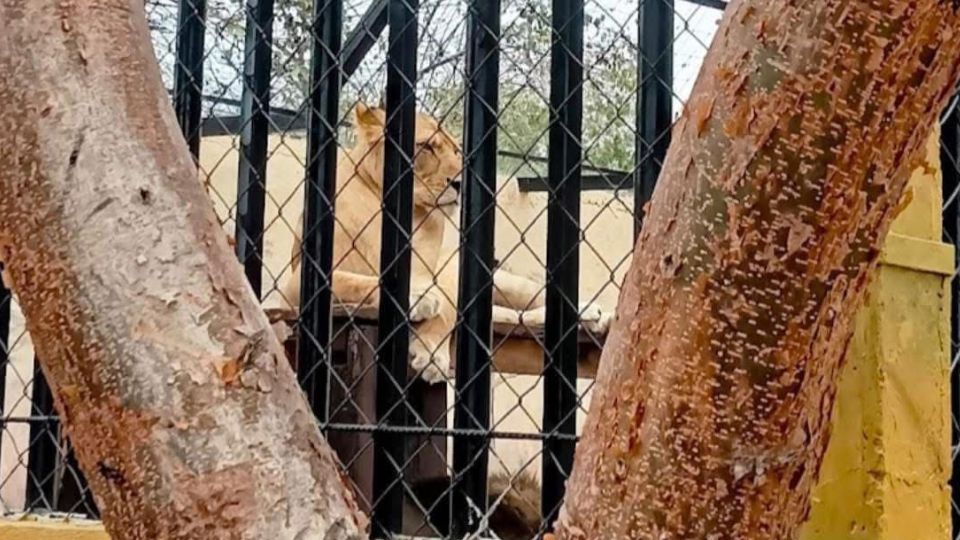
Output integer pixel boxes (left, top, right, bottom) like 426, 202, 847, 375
195, 134, 635, 314
469, 180, 634, 479
197, 134, 635, 481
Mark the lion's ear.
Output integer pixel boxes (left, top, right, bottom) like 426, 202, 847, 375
354, 103, 385, 144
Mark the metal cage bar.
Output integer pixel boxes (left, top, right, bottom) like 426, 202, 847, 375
172, 0, 207, 159
688, 0, 726, 8
25, 362, 57, 511
297, 0, 344, 423
342, 0, 389, 80
371, 0, 419, 536
23, 364, 96, 516
941, 91, 960, 537
9, 0, 748, 528
634, 0, 674, 237
0, 282, 9, 467
234, 0, 275, 297
451, 0, 501, 535
542, 0, 584, 527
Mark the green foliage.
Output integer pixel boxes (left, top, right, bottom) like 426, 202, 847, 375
204, 0, 639, 173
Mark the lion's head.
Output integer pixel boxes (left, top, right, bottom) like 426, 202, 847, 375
352, 103, 462, 208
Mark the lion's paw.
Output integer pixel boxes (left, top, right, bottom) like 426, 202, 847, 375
578, 301, 613, 335
409, 339, 452, 384
409, 287, 442, 322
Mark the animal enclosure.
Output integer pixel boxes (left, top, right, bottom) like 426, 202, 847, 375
0, 0, 958, 539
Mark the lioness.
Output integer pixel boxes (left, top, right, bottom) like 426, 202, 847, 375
283, 104, 610, 382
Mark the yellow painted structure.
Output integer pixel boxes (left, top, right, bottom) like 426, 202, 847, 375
0, 518, 109, 540
0, 132, 952, 539
800, 132, 953, 540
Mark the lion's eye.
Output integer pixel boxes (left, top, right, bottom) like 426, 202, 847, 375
416, 142, 436, 155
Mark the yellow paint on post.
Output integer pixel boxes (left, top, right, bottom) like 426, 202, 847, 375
800, 131, 952, 540
0, 519, 108, 540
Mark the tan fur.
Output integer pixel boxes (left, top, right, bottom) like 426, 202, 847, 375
283, 104, 611, 383
487, 468, 542, 540
283, 103, 460, 318
407, 468, 543, 538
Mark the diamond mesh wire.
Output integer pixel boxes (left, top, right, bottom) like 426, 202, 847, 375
0, 0, 723, 532
3, 2, 958, 538
31, 2, 960, 540
941, 88, 960, 540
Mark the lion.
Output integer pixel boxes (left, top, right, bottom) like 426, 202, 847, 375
283, 103, 610, 383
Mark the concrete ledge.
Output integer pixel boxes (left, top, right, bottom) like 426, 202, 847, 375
881, 233, 955, 276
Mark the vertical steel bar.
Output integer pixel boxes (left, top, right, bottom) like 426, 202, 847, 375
298, 0, 343, 422
234, 0, 275, 298
941, 95, 960, 536
341, 0, 389, 81
633, 0, 674, 237
450, 0, 500, 535
25, 361, 57, 511
371, 0, 418, 536
172, 0, 207, 159
542, 0, 584, 528
0, 282, 9, 467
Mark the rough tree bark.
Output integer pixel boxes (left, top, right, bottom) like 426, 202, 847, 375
558, 1, 960, 538
0, 2, 367, 539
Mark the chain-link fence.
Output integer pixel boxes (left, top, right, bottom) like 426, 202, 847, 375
942, 83, 960, 540
4, 0, 958, 538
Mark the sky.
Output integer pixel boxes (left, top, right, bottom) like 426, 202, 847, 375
147, 0, 723, 116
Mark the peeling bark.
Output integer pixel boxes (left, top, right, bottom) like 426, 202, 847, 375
558, 1, 960, 538
0, 2, 367, 539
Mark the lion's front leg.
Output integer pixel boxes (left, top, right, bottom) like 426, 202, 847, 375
330, 270, 380, 307
493, 268, 545, 310
288, 268, 440, 323
492, 302, 613, 336
408, 256, 458, 384
491, 265, 614, 337
409, 310, 455, 384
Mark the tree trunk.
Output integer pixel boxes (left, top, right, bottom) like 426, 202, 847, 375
0, 2, 367, 539
558, 1, 960, 538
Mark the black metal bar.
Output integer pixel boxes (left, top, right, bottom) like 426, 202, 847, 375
202, 94, 300, 116
542, 0, 584, 528
298, 0, 343, 422
20, 366, 95, 516
342, 0, 389, 80
517, 173, 632, 192
500, 149, 626, 176
634, 0, 674, 237
0, 282, 10, 467
234, 0, 275, 298
451, 0, 500, 536
172, 0, 207, 159
325, 423, 580, 440
202, 113, 306, 137
685, 0, 726, 9
371, 0, 418, 536
941, 92, 960, 537
25, 360, 58, 511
